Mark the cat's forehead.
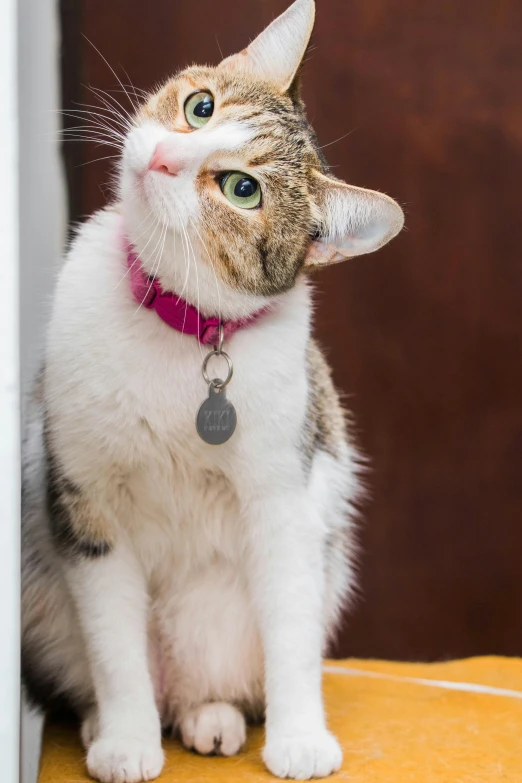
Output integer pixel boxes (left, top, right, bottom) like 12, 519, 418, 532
148, 65, 295, 118
143, 65, 320, 169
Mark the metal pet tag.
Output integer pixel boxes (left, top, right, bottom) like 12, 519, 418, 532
196, 381, 237, 445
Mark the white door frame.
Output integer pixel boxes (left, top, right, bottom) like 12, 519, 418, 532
0, 0, 21, 780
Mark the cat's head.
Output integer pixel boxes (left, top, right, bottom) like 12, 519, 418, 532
120, 0, 403, 316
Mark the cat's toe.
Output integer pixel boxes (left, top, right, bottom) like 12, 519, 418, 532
86, 737, 164, 783
180, 702, 246, 756
263, 729, 342, 779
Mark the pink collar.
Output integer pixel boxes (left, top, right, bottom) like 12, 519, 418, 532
126, 244, 267, 345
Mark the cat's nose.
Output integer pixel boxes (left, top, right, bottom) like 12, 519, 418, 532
148, 142, 182, 176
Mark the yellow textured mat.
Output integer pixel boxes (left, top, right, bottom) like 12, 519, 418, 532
38, 656, 522, 782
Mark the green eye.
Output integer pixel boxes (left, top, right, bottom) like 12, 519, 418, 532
184, 92, 214, 128
220, 172, 261, 209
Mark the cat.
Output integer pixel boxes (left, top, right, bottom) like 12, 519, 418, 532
21, 0, 403, 781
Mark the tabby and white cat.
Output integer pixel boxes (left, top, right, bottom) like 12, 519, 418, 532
22, 0, 403, 780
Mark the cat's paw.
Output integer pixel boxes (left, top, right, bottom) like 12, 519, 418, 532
80, 707, 99, 750
86, 737, 164, 783
263, 730, 342, 779
180, 702, 246, 756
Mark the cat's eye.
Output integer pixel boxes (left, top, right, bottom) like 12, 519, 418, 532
184, 92, 214, 129
220, 172, 261, 209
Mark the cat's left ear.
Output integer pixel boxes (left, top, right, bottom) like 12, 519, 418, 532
305, 171, 405, 267
219, 0, 315, 92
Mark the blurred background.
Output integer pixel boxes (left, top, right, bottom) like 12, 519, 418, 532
17, 1, 522, 780
54, 0, 522, 661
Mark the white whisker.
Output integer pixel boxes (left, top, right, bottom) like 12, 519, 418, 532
144, 220, 168, 305
52, 106, 130, 133
129, 208, 156, 241
317, 128, 357, 151
175, 214, 193, 337
183, 221, 205, 361
120, 66, 144, 113
134, 217, 168, 314
170, 196, 198, 346
58, 137, 123, 151
60, 122, 125, 144
81, 35, 141, 117
176, 225, 192, 305
65, 106, 130, 133
84, 84, 137, 128
188, 218, 222, 327
113, 211, 162, 291
119, 84, 149, 98
76, 154, 120, 168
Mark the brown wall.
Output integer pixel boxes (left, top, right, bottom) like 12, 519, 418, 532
60, 0, 522, 660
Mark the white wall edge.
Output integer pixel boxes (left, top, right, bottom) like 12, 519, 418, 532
0, 0, 21, 779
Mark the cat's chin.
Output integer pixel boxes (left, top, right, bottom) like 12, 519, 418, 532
116, 202, 274, 321
129, 179, 179, 232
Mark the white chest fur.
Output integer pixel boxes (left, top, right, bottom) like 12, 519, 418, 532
46, 209, 311, 477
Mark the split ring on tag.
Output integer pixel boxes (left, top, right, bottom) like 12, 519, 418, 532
201, 348, 233, 389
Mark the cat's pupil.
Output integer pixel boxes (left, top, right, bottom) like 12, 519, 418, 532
194, 96, 214, 118
234, 178, 257, 198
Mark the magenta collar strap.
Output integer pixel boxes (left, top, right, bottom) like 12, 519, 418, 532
126, 244, 268, 345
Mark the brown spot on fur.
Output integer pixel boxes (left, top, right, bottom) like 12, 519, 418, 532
248, 153, 277, 167
44, 426, 114, 558
48, 472, 114, 558
302, 340, 346, 466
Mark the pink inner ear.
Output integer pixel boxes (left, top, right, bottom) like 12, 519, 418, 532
305, 240, 347, 267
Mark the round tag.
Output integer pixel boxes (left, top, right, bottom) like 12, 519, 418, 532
196, 381, 237, 445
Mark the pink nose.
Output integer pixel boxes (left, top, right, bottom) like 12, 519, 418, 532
148, 142, 182, 176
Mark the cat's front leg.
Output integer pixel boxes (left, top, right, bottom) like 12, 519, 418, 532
244, 486, 342, 780
65, 540, 163, 783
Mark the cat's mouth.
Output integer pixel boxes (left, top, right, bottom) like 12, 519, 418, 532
137, 164, 198, 234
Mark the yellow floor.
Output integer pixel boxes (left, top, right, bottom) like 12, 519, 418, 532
39, 656, 522, 782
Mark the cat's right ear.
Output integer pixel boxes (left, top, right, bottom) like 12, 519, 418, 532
305, 170, 404, 266
219, 0, 315, 92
